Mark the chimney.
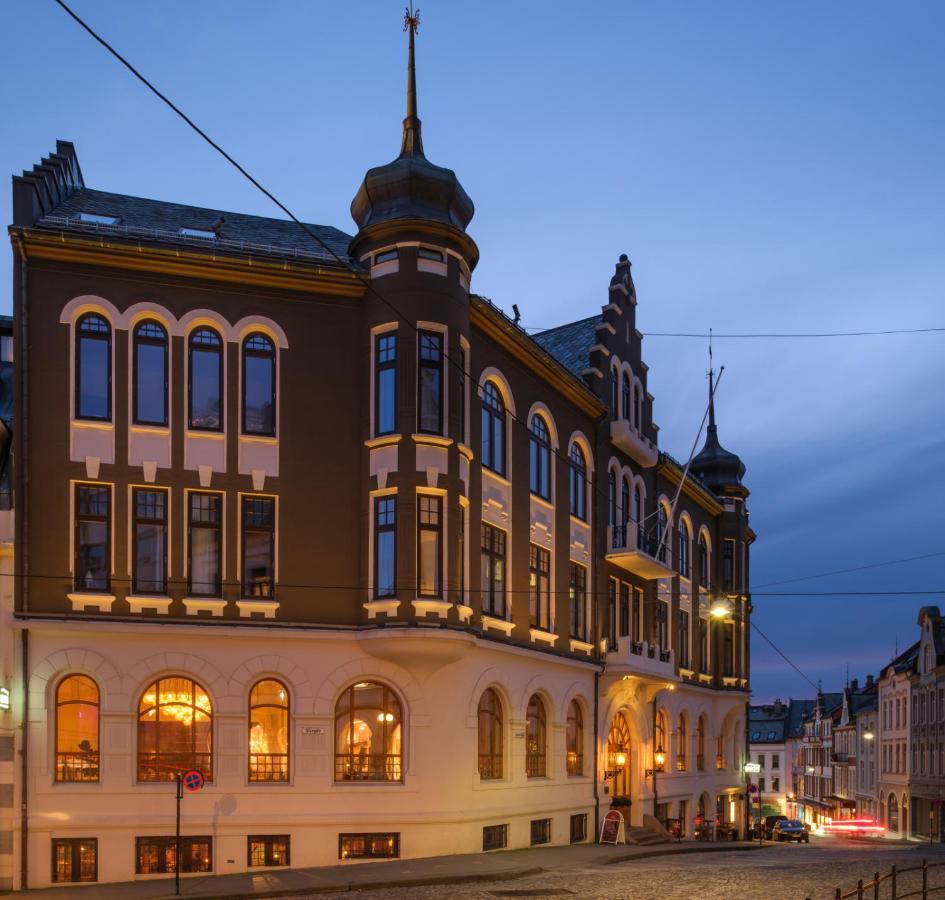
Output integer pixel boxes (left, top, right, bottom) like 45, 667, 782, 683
850, 678, 858, 692
866, 674, 874, 687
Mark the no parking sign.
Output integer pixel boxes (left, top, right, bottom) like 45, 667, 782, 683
182, 769, 204, 792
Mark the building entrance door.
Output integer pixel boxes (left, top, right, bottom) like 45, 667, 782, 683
607, 712, 632, 799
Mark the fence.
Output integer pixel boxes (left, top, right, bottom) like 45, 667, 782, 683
808, 859, 945, 900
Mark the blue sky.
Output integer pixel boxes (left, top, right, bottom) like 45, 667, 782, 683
3, 1, 943, 701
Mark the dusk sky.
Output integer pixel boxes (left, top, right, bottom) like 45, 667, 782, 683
3, 1, 943, 701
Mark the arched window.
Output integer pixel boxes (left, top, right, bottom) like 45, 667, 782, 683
529, 415, 551, 500
696, 716, 707, 770
677, 715, 688, 771
133, 320, 168, 426
678, 519, 691, 579
249, 679, 288, 782
75, 313, 111, 421
568, 443, 587, 521
620, 478, 631, 546
242, 333, 276, 436
566, 699, 584, 776
481, 381, 505, 476
334, 681, 402, 782
656, 503, 669, 563
608, 470, 616, 529
655, 709, 667, 771
888, 793, 899, 832
698, 533, 710, 588
138, 677, 213, 782
633, 484, 643, 541
526, 694, 547, 778
56, 675, 100, 782
188, 328, 223, 431
634, 385, 643, 431
611, 370, 619, 417
621, 371, 631, 420
477, 688, 503, 780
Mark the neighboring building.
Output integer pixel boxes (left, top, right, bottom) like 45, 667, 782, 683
908, 608, 945, 840
854, 678, 879, 820
878, 642, 918, 837
6, 24, 753, 890
0, 316, 14, 890
748, 699, 790, 817
832, 678, 877, 821
796, 691, 842, 827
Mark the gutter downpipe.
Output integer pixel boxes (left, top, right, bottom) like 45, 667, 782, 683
653, 691, 659, 817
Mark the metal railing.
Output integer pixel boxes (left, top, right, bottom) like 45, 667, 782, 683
811, 859, 945, 900
137, 752, 212, 782
611, 524, 667, 562
56, 752, 99, 782
478, 753, 502, 780
526, 752, 547, 778
248, 753, 288, 782
334, 753, 402, 782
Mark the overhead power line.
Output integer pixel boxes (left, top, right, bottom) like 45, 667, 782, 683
643, 328, 945, 339
753, 550, 945, 589
750, 620, 819, 692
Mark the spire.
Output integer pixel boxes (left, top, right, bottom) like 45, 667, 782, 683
707, 329, 717, 430
401, 5, 424, 158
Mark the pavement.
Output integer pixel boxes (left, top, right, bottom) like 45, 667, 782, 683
20, 839, 766, 899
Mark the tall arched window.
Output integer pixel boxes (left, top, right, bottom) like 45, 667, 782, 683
526, 694, 547, 777
75, 313, 111, 421
529, 415, 551, 500
620, 477, 631, 545
678, 519, 691, 578
655, 709, 667, 771
566, 699, 584, 776
698, 533, 710, 588
611, 369, 619, 417
481, 381, 505, 476
621, 371, 631, 420
188, 328, 223, 431
242, 333, 276, 436
133, 320, 168, 426
569, 443, 587, 521
334, 681, 402, 782
633, 485, 643, 536
477, 688, 503, 780
657, 503, 669, 562
888, 793, 899, 832
634, 385, 643, 431
249, 679, 289, 782
56, 675, 100, 783
608, 470, 616, 529
138, 677, 213, 782
697, 715, 706, 770
677, 715, 688, 771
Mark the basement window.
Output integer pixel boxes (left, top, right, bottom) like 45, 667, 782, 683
482, 824, 508, 851
75, 212, 119, 226
417, 246, 444, 262
338, 833, 399, 860
178, 227, 217, 240
530, 818, 551, 846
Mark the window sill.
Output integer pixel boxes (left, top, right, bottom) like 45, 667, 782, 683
127, 595, 172, 615
722, 676, 739, 687
412, 598, 451, 619
239, 434, 278, 445
482, 468, 511, 489
411, 433, 453, 448
182, 598, 227, 616
481, 615, 514, 636
365, 434, 402, 450
529, 627, 558, 647
71, 419, 113, 431
130, 425, 170, 436
569, 638, 594, 655
457, 443, 474, 461
67, 592, 115, 613
237, 599, 279, 619
678, 667, 695, 678
364, 599, 400, 620
185, 430, 225, 441
456, 604, 474, 623
569, 514, 590, 529
530, 494, 554, 512
698, 673, 713, 684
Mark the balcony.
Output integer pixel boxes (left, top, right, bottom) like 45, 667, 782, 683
610, 419, 658, 468
606, 634, 675, 680
606, 525, 675, 579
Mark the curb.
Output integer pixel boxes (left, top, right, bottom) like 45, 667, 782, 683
606, 841, 769, 865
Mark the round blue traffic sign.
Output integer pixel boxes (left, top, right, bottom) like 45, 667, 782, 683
182, 769, 204, 792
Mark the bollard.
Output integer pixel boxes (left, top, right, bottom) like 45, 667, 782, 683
892, 864, 897, 900
922, 859, 928, 899
857, 877, 863, 899
835, 888, 842, 900
874, 871, 879, 900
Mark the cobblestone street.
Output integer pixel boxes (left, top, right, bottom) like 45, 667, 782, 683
299, 840, 945, 900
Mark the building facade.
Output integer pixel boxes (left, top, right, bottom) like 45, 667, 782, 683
878, 644, 916, 837
748, 700, 790, 817
6, 28, 753, 889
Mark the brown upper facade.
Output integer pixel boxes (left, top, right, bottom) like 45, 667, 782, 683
8, 35, 752, 690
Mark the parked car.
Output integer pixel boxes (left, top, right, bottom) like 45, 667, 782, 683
772, 819, 810, 843
762, 814, 788, 838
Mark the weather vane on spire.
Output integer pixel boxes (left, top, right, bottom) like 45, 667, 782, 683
404, 4, 420, 35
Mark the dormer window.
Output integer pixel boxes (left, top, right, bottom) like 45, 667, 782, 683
417, 247, 444, 262
374, 249, 398, 265
178, 227, 216, 240
75, 212, 120, 226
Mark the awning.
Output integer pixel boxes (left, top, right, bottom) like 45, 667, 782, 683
798, 797, 834, 810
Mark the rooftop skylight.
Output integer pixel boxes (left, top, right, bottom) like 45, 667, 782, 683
178, 227, 217, 240
75, 212, 120, 226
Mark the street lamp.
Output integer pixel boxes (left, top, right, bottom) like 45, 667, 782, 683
710, 600, 733, 619
604, 747, 628, 780
863, 731, 875, 741
646, 746, 666, 777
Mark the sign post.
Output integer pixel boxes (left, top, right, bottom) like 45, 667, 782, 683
175, 769, 205, 895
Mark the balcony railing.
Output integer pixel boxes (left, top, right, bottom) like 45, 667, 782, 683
606, 525, 674, 579
137, 752, 213, 782
609, 418, 659, 467
526, 752, 547, 778
335, 753, 402, 782
56, 752, 99, 783
248, 753, 288, 782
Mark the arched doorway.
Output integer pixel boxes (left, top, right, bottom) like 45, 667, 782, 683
607, 712, 632, 799
888, 794, 899, 833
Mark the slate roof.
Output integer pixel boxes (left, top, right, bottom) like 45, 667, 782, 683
531, 315, 601, 379
786, 699, 817, 738
35, 188, 354, 266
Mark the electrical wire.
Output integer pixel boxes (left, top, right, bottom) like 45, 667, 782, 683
525, 326, 945, 339
753, 551, 945, 589
750, 620, 819, 692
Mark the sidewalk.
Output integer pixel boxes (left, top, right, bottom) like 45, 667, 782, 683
21, 840, 765, 900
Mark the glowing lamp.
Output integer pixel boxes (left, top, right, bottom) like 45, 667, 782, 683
616, 752, 627, 767
710, 602, 731, 619
863, 731, 875, 741
654, 748, 666, 769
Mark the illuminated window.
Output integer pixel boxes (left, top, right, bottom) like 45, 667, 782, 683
566, 700, 584, 776
135, 836, 211, 874
528, 414, 551, 500
697, 716, 707, 770
74, 484, 110, 593
188, 327, 223, 431
55, 675, 99, 783
417, 495, 442, 598
528, 545, 550, 630
481, 381, 505, 475
133, 320, 168, 426
525, 694, 546, 778
248, 836, 289, 867
417, 331, 443, 434
137, 677, 213, 782
249, 680, 289, 782
339, 833, 399, 859
678, 609, 690, 669
241, 496, 275, 598
569, 563, 587, 641
477, 688, 503, 780
375, 332, 397, 436
569, 443, 587, 520
481, 524, 506, 617
334, 682, 403, 782
677, 715, 688, 772
75, 313, 111, 421
655, 710, 667, 771
52, 838, 97, 883
242, 333, 276, 436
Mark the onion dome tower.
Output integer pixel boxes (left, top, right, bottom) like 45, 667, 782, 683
691, 368, 747, 496
349, 7, 477, 268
